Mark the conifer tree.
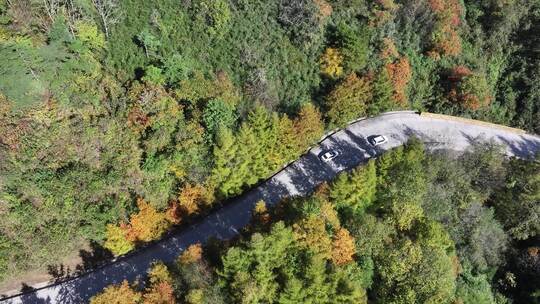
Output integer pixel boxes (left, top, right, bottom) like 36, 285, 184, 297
210, 127, 238, 198
330, 159, 377, 214
303, 256, 332, 302
225, 124, 255, 193
220, 222, 295, 303
293, 216, 333, 259
277, 115, 299, 165
278, 278, 307, 304
325, 73, 372, 127
263, 113, 284, 171
293, 103, 324, 151
369, 69, 396, 115
247, 106, 274, 178
492, 157, 540, 240
376, 145, 404, 188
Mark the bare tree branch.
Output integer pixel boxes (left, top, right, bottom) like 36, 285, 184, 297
91, 0, 121, 38
42, 0, 60, 24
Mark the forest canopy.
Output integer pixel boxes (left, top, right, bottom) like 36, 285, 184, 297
91, 141, 540, 304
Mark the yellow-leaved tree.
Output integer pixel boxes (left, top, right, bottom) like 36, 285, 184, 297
90, 280, 141, 304
320, 47, 344, 78
331, 228, 356, 265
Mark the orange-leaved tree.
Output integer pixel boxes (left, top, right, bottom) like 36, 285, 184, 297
127, 198, 172, 243
385, 56, 412, 106
331, 228, 357, 266
448, 66, 492, 110
143, 263, 176, 304
428, 0, 463, 57
177, 183, 210, 216
179, 243, 204, 265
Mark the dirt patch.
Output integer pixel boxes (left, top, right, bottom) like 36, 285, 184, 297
0, 242, 90, 298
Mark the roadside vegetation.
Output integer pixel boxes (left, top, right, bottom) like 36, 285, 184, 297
0, 0, 539, 298
91, 141, 540, 304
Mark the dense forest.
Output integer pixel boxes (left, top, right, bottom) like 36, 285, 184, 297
90, 141, 540, 304
0, 0, 539, 301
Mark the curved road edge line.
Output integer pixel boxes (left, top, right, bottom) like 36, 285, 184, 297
419, 112, 529, 135
1, 110, 536, 302
0, 111, 419, 301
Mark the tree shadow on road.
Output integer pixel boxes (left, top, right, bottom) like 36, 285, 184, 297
47, 241, 114, 285
495, 134, 540, 159
76, 241, 114, 274
14, 284, 52, 304
47, 264, 73, 284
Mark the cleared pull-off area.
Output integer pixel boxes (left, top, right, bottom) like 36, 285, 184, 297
2, 111, 539, 304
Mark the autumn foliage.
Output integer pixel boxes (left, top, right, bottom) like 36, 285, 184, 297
377, 38, 412, 106
428, 0, 463, 56
294, 103, 325, 149
90, 263, 176, 304
179, 243, 203, 265
448, 66, 492, 110
177, 184, 210, 216
253, 200, 271, 225
314, 0, 333, 19
379, 38, 399, 62
325, 73, 372, 126
371, 0, 399, 26
320, 47, 344, 78
143, 282, 176, 304
293, 216, 333, 259
332, 228, 356, 266
144, 263, 176, 304
90, 280, 142, 304
385, 56, 412, 106
105, 198, 173, 256
127, 199, 172, 243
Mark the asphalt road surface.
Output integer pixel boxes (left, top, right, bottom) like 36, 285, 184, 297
2, 111, 539, 303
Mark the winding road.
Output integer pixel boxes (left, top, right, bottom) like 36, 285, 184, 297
2, 111, 539, 304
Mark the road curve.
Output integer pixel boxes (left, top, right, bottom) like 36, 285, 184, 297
2, 111, 539, 304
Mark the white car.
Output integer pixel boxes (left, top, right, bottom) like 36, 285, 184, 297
320, 150, 339, 162
369, 135, 387, 146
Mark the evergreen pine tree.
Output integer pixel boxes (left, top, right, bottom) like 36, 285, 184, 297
369, 69, 395, 115
330, 159, 377, 214
211, 127, 238, 198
